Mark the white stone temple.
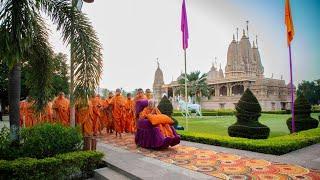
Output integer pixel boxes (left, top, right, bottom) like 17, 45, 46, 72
153, 29, 295, 111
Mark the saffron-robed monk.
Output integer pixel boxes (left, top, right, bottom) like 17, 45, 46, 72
110, 89, 125, 137
52, 92, 70, 126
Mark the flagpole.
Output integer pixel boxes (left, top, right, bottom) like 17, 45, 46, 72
288, 44, 295, 133
184, 49, 188, 131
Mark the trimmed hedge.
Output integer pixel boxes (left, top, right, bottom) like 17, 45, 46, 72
0, 124, 83, 160
0, 151, 104, 179
179, 127, 320, 155
172, 110, 235, 117
20, 123, 82, 159
262, 110, 290, 114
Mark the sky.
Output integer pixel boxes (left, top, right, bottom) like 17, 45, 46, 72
47, 0, 320, 91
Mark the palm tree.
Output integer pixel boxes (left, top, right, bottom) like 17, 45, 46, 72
177, 71, 209, 103
0, 0, 102, 142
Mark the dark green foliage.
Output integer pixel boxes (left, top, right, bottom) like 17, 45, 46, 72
286, 94, 319, 133
172, 109, 235, 116
20, 123, 82, 159
0, 127, 22, 160
179, 127, 320, 155
0, 151, 104, 179
158, 95, 179, 127
297, 80, 320, 105
228, 89, 270, 139
176, 71, 209, 100
158, 95, 173, 116
51, 53, 70, 96
262, 110, 291, 114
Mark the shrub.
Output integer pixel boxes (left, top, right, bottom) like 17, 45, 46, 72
286, 94, 319, 133
157, 95, 173, 116
179, 127, 320, 155
0, 127, 22, 160
228, 89, 270, 139
262, 110, 291, 114
20, 123, 82, 159
158, 95, 179, 127
172, 110, 235, 116
0, 151, 104, 179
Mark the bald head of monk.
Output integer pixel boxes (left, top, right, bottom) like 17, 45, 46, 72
127, 93, 132, 100
58, 92, 65, 99
108, 92, 114, 99
137, 88, 144, 97
115, 88, 121, 96
148, 100, 156, 108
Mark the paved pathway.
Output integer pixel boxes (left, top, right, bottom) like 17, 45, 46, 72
98, 133, 320, 179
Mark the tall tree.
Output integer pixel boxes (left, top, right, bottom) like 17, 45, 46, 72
177, 71, 209, 103
51, 53, 69, 97
0, 0, 103, 142
297, 80, 320, 105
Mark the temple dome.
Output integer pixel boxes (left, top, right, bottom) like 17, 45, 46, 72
239, 30, 255, 74
252, 41, 264, 77
207, 62, 220, 80
225, 34, 245, 78
153, 63, 164, 85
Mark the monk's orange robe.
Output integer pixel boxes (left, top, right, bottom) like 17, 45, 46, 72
38, 102, 53, 123
90, 97, 102, 135
52, 97, 70, 126
105, 97, 114, 133
76, 102, 93, 136
139, 107, 173, 138
19, 101, 36, 127
110, 95, 125, 133
99, 99, 109, 131
124, 98, 135, 133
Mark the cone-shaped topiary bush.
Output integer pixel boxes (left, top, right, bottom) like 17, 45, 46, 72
157, 95, 173, 116
157, 95, 179, 127
228, 88, 270, 139
286, 94, 319, 133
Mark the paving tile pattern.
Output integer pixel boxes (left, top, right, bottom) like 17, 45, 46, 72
100, 133, 320, 179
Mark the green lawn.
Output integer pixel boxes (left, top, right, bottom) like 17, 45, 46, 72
175, 113, 320, 138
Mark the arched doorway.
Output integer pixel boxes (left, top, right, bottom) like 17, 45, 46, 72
232, 85, 244, 95
220, 86, 227, 96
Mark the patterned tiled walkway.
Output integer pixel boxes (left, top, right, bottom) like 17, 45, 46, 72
100, 133, 320, 179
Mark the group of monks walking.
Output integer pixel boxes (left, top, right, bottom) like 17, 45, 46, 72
19, 88, 153, 138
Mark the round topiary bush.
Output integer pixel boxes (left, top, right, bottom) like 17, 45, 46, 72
228, 88, 270, 139
286, 94, 319, 133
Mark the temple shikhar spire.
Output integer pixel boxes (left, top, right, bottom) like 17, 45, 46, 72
156, 58, 160, 68
246, 20, 249, 37
236, 28, 239, 42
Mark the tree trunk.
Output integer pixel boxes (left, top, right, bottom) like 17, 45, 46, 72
8, 63, 21, 142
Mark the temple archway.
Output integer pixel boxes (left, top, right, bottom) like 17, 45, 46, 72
220, 86, 227, 96
232, 85, 244, 95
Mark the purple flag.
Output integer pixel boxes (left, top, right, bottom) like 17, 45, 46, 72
181, 0, 189, 50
